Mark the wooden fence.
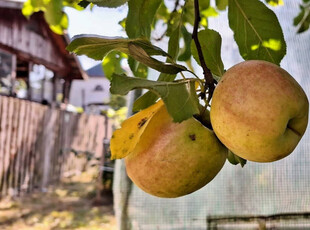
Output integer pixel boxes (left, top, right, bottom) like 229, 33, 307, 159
0, 96, 112, 198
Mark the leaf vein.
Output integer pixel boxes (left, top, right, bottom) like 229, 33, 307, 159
232, 0, 275, 63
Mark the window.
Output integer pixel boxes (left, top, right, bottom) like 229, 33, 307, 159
29, 64, 54, 103
0, 50, 13, 95
93, 84, 104, 92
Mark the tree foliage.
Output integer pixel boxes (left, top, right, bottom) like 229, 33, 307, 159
294, 0, 310, 33
22, 0, 308, 166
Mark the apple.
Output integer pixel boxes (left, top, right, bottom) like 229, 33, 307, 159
210, 60, 309, 162
124, 102, 227, 198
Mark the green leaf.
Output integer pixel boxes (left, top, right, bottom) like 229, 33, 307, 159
110, 74, 200, 122
22, 0, 68, 34
178, 26, 192, 62
265, 0, 284, 7
191, 29, 224, 77
49, 12, 69, 35
118, 17, 126, 30
22, 0, 43, 17
135, 64, 148, 78
67, 35, 130, 60
128, 43, 187, 74
67, 35, 185, 74
182, 0, 195, 25
132, 8, 188, 112
132, 16, 183, 112
63, 0, 85, 10
166, 13, 181, 61
86, 0, 128, 8
128, 57, 148, 79
200, 0, 210, 10
78, 0, 91, 8
102, 51, 127, 80
130, 39, 170, 57
182, 0, 217, 26
227, 150, 247, 167
132, 73, 176, 111
132, 91, 159, 112
294, 7, 306, 27
216, 0, 228, 10
201, 7, 219, 18
294, 4, 310, 33
44, 0, 63, 25
228, 0, 286, 65
156, 2, 170, 21
182, 0, 211, 25
67, 35, 170, 59
166, 12, 181, 36
126, 0, 162, 38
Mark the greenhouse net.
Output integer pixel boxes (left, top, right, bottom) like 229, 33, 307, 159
113, 1, 310, 229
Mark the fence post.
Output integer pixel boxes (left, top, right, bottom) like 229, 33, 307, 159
41, 109, 58, 191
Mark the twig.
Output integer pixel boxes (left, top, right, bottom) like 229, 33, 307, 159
154, 0, 180, 41
192, 0, 215, 103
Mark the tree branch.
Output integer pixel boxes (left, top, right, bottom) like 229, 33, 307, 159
192, 0, 215, 102
154, 0, 180, 41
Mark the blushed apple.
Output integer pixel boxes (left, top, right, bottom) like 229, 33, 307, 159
210, 60, 309, 162
122, 102, 227, 198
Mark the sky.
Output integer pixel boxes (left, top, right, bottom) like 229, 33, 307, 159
65, 5, 128, 70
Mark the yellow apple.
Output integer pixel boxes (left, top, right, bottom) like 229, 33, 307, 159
114, 101, 227, 198
210, 60, 309, 162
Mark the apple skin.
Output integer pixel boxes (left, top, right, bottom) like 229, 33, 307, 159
126, 104, 227, 198
210, 60, 309, 162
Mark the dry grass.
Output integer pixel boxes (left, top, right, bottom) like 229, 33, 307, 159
0, 171, 116, 230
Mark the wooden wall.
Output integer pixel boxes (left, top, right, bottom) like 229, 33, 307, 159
0, 7, 68, 74
0, 96, 112, 198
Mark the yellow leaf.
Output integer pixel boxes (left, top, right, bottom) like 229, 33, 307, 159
194, 80, 200, 90
110, 100, 164, 159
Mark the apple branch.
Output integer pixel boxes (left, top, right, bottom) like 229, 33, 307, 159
192, 0, 216, 102
154, 0, 180, 41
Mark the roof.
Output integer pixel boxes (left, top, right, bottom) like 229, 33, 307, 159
0, 0, 24, 9
86, 64, 106, 78
0, 0, 87, 80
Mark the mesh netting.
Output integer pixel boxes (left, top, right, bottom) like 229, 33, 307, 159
113, 1, 310, 229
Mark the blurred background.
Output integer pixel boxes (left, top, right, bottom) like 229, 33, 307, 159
0, 0, 309, 230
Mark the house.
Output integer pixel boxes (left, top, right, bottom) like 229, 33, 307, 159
0, 0, 114, 198
0, 0, 87, 105
69, 63, 110, 114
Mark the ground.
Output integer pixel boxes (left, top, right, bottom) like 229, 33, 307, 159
0, 171, 116, 230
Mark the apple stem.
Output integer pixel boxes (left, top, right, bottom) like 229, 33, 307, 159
192, 0, 216, 105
